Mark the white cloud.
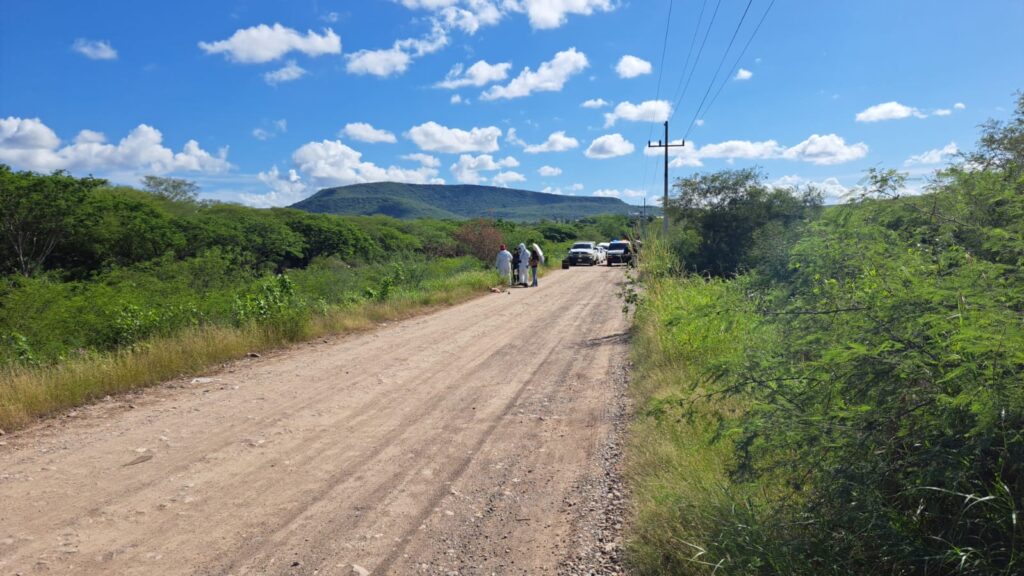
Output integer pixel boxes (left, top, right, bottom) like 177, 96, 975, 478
406, 121, 503, 153
292, 139, 443, 187
240, 166, 309, 208
400, 0, 505, 34
593, 188, 644, 199
904, 141, 958, 166
346, 22, 448, 77
650, 133, 869, 167
734, 68, 752, 80
342, 122, 397, 143
581, 98, 609, 109
694, 119, 705, 126
481, 47, 588, 100
780, 134, 868, 165
570, 183, 584, 191
264, 60, 307, 85
515, 0, 615, 29
450, 153, 519, 184
603, 100, 671, 127
585, 133, 634, 159
524, 131, 579, 153
492, 170, 526, 187
436, 59, 511, 88
772, 175, 852, 201
72, 39, 117, 60
933, 108, 952, 117
0, 117, 232, 176
538, 165, 562, 176
615, 55, 652, 78
506, 127, 527, 147
450, 94, 464, 104
198, 23, 341, 63
402, 153, 441, 167
954, 102, 966, 110
855, 101, 927, 122
252, 119, 288, 141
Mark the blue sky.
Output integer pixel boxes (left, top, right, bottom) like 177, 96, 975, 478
1, 0, 1021, 207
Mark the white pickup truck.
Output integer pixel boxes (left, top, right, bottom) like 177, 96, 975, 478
566, 241, 600, 266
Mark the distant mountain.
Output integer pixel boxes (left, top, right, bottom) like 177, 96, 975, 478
289, 182, 654, 221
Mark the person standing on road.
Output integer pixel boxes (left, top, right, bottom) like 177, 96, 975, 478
529, 244, 542, 287
511, 246, 521, 285
517, 243, 530, 287
496, 244, 513, 285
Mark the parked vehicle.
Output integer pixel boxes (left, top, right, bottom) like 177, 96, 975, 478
606, 240, 634, 266
566, 241, 599, 266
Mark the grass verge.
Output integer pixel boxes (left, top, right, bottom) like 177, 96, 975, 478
0, 270, 495, 431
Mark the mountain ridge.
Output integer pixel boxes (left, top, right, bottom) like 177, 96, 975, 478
289, 182, 653, 221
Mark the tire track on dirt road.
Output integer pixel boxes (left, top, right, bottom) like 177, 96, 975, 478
0, 266, 631, 575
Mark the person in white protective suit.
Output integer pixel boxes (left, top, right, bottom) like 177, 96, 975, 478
517, 243, 530, 287
495, 244, 513, 285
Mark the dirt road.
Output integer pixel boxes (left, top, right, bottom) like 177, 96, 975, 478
0, 266, 631, 575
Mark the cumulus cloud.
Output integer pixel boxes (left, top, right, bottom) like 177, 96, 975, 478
240, 166, 309, 208
252, 119, 288, 141
585, 133, 634, 159
72, 39, 118, 60
402, 153, 441, 167
615, 55, 652, 78
524, 131, 579, 153
291, 139, 444, 187
492, 170, 526, 187
0, 116, 231, 176
734, 68, 752, 80
506, 127, 527, 147
514, 0, 615, 29
933, 108, 952, 117
400, 0, 614, 30
905, 141, 958, 166
954, 102, 966, 110
581, 98, 609, 109
450, 153, 519, 184
346, 22, 448, 77
538, 165, 562, 176
603, 100, 671, 127
481, 48, 588, 100
647, 133, 868, 167
407, 121, 503, 153
199, 23, 341, 63
855, 101, 927, 122
342, 122, 397, 143
593, 188, 644, 199
772, 175, 853, 201
264, 60, 307, 85
436, 59, 511, 88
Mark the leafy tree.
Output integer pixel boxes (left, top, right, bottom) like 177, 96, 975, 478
0, 166, 106, 276
141, 175, 199, 203
666, 167, 822, 276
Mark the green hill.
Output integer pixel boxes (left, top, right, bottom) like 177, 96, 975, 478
290, 182, 653, 221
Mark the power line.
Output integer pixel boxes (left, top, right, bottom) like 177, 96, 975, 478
682, 0, 755, 137
671, 0, 723, 113
640, 0, 676, 206
687, 0, 777, 140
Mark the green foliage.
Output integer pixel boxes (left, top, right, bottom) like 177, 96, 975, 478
0, 166, 107, 275
141, 175, 199, 203
630, 97, 1024, 575
666, 167, 822, 277
291, 181, 650, 221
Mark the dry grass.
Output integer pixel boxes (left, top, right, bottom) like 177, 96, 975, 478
0, 273, 493, 431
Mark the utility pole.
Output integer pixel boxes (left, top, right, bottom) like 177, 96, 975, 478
647, 121, 685, 235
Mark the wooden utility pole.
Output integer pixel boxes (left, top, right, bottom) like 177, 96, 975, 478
647, 121, 685, 234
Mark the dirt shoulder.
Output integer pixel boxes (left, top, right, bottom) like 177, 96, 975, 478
0, 266, 630, 575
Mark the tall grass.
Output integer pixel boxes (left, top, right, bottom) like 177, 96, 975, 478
625, 235, 770, 574
0, 268, 495, 431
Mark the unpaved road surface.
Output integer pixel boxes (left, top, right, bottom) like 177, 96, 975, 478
0, 266, 631, 575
